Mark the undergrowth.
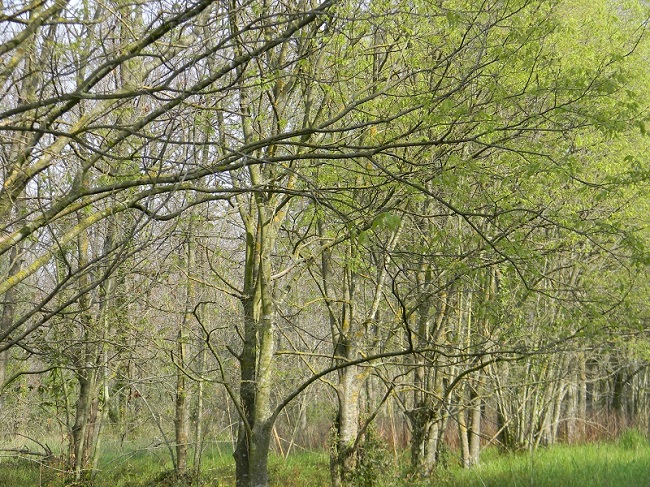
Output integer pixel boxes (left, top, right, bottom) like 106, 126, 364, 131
2, 437, 650, 486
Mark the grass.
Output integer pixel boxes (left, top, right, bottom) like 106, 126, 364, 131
2, 436, 650, 486
434, 440, 650, 487
0, 440, 329, 487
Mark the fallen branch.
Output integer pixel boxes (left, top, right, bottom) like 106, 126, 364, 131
0, 433, 53, 459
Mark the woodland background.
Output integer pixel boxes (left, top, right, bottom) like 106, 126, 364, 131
0, 0, 649, 486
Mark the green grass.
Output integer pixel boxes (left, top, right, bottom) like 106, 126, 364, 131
434, 441, 650, 487
2, 439, 650, 486
0, 441, 329, 487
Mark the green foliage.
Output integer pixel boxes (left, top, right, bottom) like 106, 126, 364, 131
348, 426, 396, 487
618, 428, 648, 452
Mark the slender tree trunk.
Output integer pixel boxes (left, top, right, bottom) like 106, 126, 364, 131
458, 403, 471, 468
69, 212, 123, 479
175, 224, 197, 475
90, 349, 111, 476
565, 369, 578, 443
612, 362, 628, 426
193, 340, 206, 473
493, 365, 516, 451
0, 238, 21, 395
549, 384, 565, 445
427, 410, 450, 467
579, 366, 590, 434
321, 241, 362, 487
468, 381, 482, 466
0, 44, 31, 396
70, 219, 100, 480
175, 327, 190, 473
410, 283, 448, 475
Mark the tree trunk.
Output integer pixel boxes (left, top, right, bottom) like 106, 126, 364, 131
427, 412, 450, 468
458, 404, 471, 469
409, 289, 448, 476
249, 422, 273, 487
0, 239, 21, 395
331, 366, 362, 487
175, 328, 190, 474
319, 238, 365, 487
70, 219, 101, 480
233, 197, 280, 487
612, 364, 628, 425
468, 382, 482, 467
175, 224, 196, 475
233, 299, 276, 487
193, 340, 206, 473
234, 294, 257, 487
408, 404, 434, 474
71, 368, 100, 480
565, 371, 578, 443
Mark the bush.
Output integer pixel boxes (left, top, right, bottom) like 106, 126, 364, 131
350, 426, 395, 487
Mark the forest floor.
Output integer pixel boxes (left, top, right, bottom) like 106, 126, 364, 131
1, 432, 650, 486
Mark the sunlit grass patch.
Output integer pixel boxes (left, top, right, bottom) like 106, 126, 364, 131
436, 441, 650, 487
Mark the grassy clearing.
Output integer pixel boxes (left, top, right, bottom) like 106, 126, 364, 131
2, 436, 650, 486
435, 439, 650, 487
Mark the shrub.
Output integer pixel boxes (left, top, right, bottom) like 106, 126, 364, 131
350, 426, 395, 487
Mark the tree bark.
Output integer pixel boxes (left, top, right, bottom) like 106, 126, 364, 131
175, 223, 197, 475
468, 382, 482, 467
233, 197, 281, 487
0, 238, 21, 396
71, 371, 97, 479
175, 327, 190, 474
331, 366, 362, 487
458, 403, 471, 469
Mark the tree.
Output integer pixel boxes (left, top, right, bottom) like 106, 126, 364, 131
1, 0, 649, 485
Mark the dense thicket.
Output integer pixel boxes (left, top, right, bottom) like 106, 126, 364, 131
0, 0, 649, 486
